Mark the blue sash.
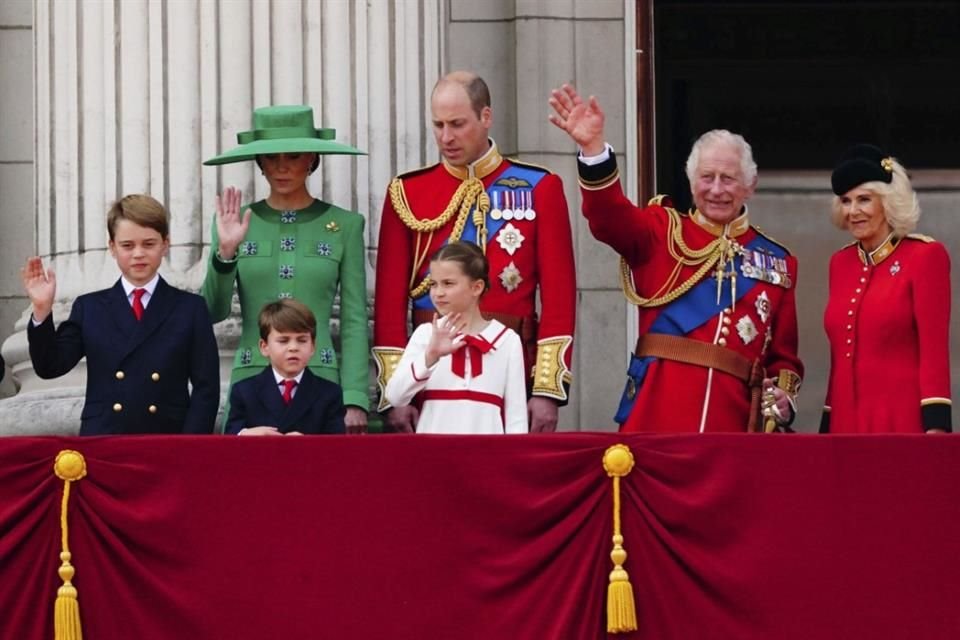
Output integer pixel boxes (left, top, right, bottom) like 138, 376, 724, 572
412, 164, 547, 310
614, 233, 786, 424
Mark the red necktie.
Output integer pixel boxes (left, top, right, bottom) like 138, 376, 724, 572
131, 288, 146, 321
281, 379, 297, 405
450, 335, 494, 378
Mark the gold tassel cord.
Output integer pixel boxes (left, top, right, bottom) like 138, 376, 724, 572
390, 176, 490, 300
603, 444, 638, 633
620, 208, 725, 308
53, 450, 87, 640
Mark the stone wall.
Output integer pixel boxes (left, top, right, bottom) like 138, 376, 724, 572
0, 0, 33, 399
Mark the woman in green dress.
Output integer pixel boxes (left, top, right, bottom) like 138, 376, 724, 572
202, 105, 369, 432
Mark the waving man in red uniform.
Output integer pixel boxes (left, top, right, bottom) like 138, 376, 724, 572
549, 84, 803, 433
373, 72, 576, 433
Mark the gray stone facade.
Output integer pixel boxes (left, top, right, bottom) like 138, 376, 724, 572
2, 0, 957, 434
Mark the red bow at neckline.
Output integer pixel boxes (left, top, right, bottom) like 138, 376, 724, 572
451, 334, 495, 379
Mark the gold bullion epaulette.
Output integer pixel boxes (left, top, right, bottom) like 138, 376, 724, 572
907, 233, 936, 243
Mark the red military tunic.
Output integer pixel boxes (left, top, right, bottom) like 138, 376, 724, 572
822, 234, 952, 433
373, 141, 576, 410
578, 151, 803, 433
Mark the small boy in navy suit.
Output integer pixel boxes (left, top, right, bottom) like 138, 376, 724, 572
22, 194, 220, 435
226, 299, 346, 435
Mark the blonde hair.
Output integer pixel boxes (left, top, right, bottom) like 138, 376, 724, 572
830, 158, 919, 236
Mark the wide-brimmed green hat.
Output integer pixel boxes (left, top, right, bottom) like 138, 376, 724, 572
203, 105, 364, 165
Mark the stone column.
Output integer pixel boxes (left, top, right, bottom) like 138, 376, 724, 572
0, 0, 444, 434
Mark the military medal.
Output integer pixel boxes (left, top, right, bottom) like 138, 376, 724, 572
523, 190, 536, 220
499, 261, 523, 293
755, 291, 771, 324
501, 191, 514, 221
740, 248, 791, 288
736, 315, 758, 345
490, 191, 503, 220
496, 222, 525, 256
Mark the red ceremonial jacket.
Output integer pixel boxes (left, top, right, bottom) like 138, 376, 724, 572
822, 235, 952, 433
373, 142, 576, 411
578, 150, 803, 433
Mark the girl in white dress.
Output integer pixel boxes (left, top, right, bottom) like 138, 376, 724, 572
384, 242, 529, 434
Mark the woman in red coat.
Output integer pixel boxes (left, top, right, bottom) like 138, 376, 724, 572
822, 144, 952, 433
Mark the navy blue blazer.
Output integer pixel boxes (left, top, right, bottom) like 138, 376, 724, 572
225, 366, 346, 435
28, 277, 220, 435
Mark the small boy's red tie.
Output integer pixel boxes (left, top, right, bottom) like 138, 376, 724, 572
281, 379, 297, 405
131, 288, 146, 321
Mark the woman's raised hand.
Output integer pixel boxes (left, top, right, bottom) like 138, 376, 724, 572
215, 186, 252, 260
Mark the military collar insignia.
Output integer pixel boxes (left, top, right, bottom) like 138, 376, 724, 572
692, 208, 751, 238
857, 232, 899, 266
442, 139, 503, 181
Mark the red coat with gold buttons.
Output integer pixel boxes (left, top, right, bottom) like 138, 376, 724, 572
578, 152, 803, 433
822, 236, 952, 433
372, 143, 576, 411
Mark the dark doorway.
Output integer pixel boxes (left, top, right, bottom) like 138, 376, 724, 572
653, 1, 960, 212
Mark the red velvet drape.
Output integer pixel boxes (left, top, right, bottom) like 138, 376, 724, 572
1, 434, 958, 639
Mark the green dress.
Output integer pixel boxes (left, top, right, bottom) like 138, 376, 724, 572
202, 199, 370, 410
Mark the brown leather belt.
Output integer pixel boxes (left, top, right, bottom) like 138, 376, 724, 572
635, 333, 765, 432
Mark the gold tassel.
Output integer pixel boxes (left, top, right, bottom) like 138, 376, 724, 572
53, 450, 87, 640
603, 444, 637, 633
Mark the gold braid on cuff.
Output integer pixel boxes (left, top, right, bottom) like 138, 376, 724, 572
372, 347, 405, 412
532, 336, 573, 401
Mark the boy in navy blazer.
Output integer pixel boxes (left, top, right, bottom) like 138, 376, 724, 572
226, 299, 345, 435
22, 194, 220, 435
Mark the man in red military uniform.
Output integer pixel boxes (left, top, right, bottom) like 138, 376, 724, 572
373, 71, 576, 433
549, 84, 802, 433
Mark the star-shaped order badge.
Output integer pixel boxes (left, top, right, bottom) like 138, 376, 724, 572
736, 315, 758, 345
755, 291, 771, 324
496, 222, 525, 256
499, 261, 523, 293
